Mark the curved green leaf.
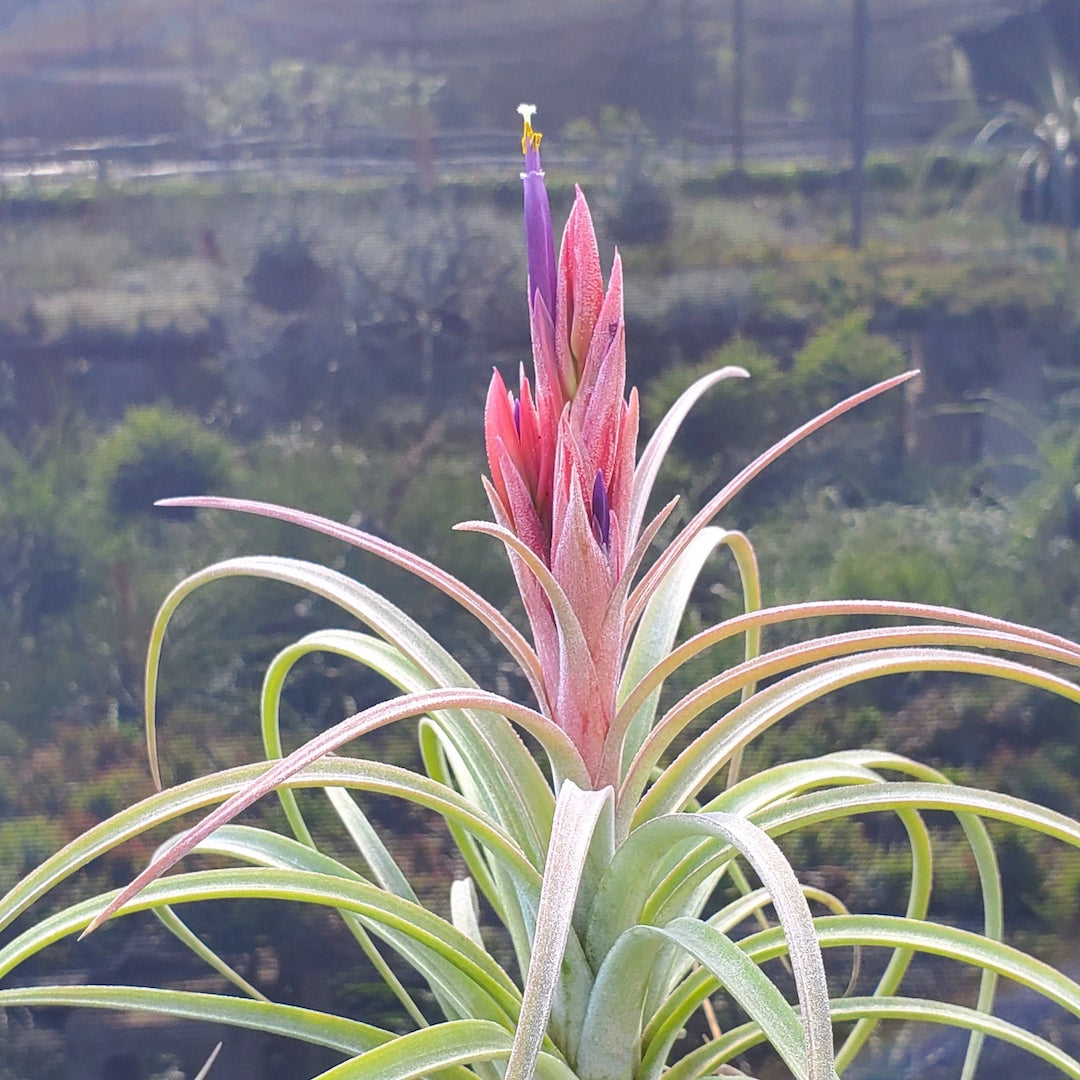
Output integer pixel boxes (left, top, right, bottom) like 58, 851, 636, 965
418, 720, 523, 930
629, 647, 1080, 826
627, 365, 748, 545
179, 821, 427, 1026
640, 763, 885, 927
657, 909, 1080, 1079
664, 995, 1080, 1080
639, 772, 934, 1054
823, 751, 1003, 1078
586, 812, 835, 1080
259, 628, 534, 982
740, 914, 1080, 1023
308, 1020, 578, 1080
91, 686, 577, 935
417, 718, 540, 997
637, 886, 857, 1080
0, 868, 525, 1028
152, 902, 269, 1002
716, 529, 763, 789
616, 602, 1080, 755
259, 629, 431, 857
608, 527, 728, 782
506, 782, 612, 1080
0, 756, 538, 940
755, 780, 1080, 850
578, 918, 806, 1080
155, 494, 548, 708
144, 556, 559, 855
628, 372, 918, 626
0, 984, 392, 1056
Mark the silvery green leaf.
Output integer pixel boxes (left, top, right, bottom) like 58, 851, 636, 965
506, 781, 613, 1080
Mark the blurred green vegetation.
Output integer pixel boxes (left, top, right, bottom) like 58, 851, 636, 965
94, 406, 236, 520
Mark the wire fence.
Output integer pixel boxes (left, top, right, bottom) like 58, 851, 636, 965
0, 0, 1050, 187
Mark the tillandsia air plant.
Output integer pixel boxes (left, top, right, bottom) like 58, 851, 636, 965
5, 108, 1080, 1080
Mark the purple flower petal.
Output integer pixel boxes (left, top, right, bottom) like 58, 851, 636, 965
591, 469, 611, 548
519, 104, 557, 322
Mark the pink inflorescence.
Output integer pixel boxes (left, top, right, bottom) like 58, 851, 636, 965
484, 106, 639, 781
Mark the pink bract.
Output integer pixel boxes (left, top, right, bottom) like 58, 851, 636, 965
484, 108, 638, 781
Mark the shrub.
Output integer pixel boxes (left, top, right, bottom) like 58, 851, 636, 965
642, 338, 784, 461
923, 152, 987, 193
865, 158, 912, 193
94, 406, 235, 521
246, 232, 329, 313
792, 310, 907, 412
0, 438, 84, 628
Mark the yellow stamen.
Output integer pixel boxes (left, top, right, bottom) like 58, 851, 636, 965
518, 102, 542, 155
